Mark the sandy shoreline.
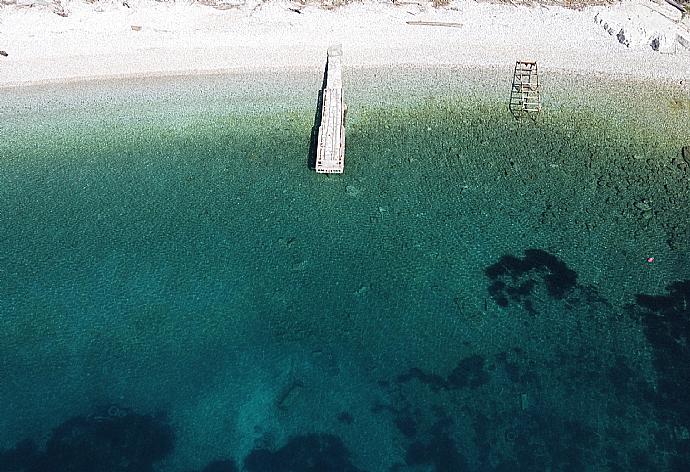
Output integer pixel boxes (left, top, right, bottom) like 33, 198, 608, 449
0, 0, 689, 88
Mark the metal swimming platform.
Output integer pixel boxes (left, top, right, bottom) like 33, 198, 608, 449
315, 45, 345, 174
509, 60, 542, 119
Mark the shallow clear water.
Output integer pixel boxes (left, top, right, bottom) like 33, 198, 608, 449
1, 68, 689, 471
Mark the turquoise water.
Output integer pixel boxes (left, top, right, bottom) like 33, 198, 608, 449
1, 67, 689, 471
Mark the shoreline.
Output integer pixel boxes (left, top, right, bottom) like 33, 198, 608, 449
4, 64, 689, 130
1, 0, 689, 89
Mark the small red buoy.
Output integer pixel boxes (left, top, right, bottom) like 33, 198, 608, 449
647, 257, 655, 263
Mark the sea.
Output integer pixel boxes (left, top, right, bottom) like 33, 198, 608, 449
1, 66, 689, 471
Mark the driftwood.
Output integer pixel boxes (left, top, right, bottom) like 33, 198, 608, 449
406, 20, 463, 27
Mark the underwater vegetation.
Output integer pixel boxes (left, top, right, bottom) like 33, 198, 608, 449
0, 406, 175, 472
396, 355, 489, 392
2, 249, 689, 471
197, 460, 238, 472
374, 249, 690, 471
0, 411, 365, 472
0, 406, 237, 472
244, 434, 364, 472
485, 248, 578, 313
628, 280, 690, 471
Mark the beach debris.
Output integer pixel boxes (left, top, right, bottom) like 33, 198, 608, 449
197, 0, 246, 10
16, 0, 50, 6
647, 257, 655, 263
406, 21, 463, 28
131, 25, 142, 31
0, 51, 7, 57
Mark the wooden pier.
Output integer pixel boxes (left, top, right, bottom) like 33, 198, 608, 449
315, 45, 345, 174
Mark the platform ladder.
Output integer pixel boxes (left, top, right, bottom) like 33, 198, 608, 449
509, 61, 541, 118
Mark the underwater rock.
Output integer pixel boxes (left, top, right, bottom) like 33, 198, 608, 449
682, 146, 690, 165
243, 433, 364, 472
0, 439, 38, 471
41, 411, 173, 471
0, 408, 174, 472
629, 280, 690, 426
199, 459, 238, 472
336, 412, 354, 425
485, 249, 577, 313
404, 418, 468, 472
394, 415, 418, 438
666, 224, 690, 251
446, 355, 490, 389
396, 355, 489, 391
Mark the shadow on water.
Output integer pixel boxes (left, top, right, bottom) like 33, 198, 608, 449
307, 59, 328, 170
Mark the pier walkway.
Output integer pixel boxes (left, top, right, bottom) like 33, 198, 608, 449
315, 45, 345, 174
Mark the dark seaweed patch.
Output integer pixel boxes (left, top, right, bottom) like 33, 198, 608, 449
629, 280, 690, 424
510, 413, 598, 472
0, 439, 37, 472
395, 368, 446, 391
628, 280, 690, 470
243, 433, 364, 472
199, 459, 238, 472
0, 407, 174, 472
336, 412, 354, 425
404, 418, 468, 472
608, 355, 638, 396
393, 415, 418, 439
446, 355, 490, 389
485, 249, 578, 313
396, 355, 489, 391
